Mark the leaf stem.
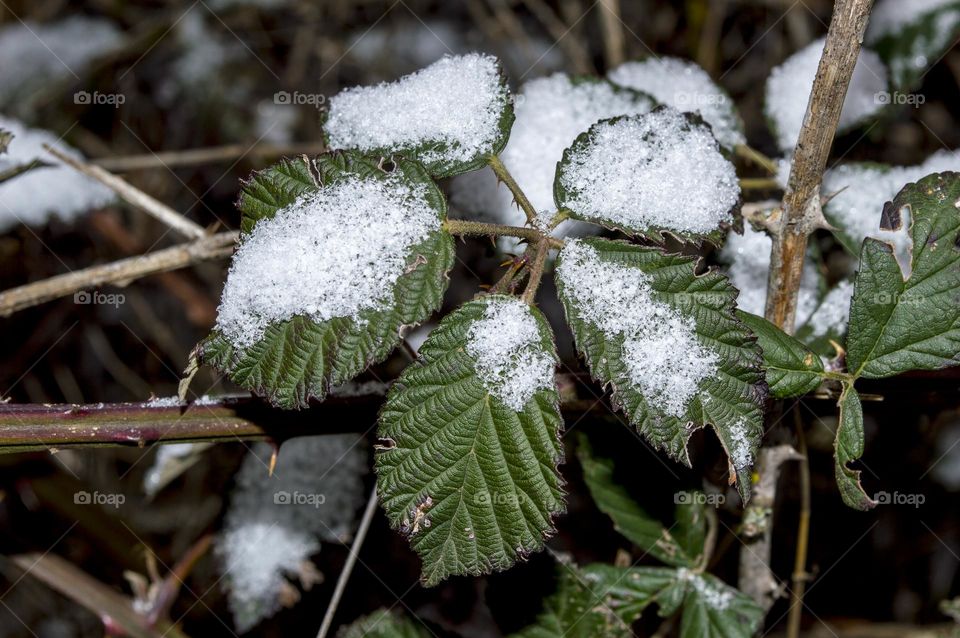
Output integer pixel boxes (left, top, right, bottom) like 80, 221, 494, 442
444, 218, 564, 249
522, 239, 551, 303
488, 154, 539, 224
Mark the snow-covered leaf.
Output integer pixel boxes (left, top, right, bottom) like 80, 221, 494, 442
846, 172, 960, 379
217, 436, 367, 631
764, 37, 888, 152
673, 569, 765, 638
794, 280, 855, 356
202, 152, 454, 409
554, 108, 739, 245
236, 155, 318, 234
608, 57, 745, 150
337, 609, 432, 638
376, 296, 564, 586
324, 53, 515, 178
834, 383, 875, 510
555, 238, 766, 501
867, 0, 960, 91
450, 73, 654, 249
738, 312, 825, 399
577, 435, 703, 567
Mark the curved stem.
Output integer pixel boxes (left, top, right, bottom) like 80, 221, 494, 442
522, 239, 551, 303
488, 154, 539, 224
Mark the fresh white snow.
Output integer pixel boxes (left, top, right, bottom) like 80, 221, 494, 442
822, 149, 960, 275
325, 53, 508, 166
556, 108, 739, 236
765, 37, 889, 151
726, 418, 754, 471
218, 435, 366, 631
0, 116, 115, 232
868, 0, 960, 42
556, 240, 719, 418
608, 57, 745, 149
807, 280, 854, 338
720, 225, 819, 325
677, 568, 734, 610
450, 73, 654, 249
215, 174, 439, 349
0, 17, 123, 107
466, 297, 555, 410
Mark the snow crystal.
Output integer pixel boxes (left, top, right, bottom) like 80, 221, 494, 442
608, 57, 745, 149
807, 280, 854, 338
466, 298, 555, 411
450, 73, 654, 248
218, 435, 366, 631
145, 396, 183, 408
557, 108, 739, 236
822, 149, 960, 276
720, 225, 819, 325
764, 37, 888, 151
726, 418, 753, 470
0, 116, 115, 232
215, 174, 438, 350
677, 568, 733, 610
556, 240, 719, 418
868, 0, 960, 42
0, 17, 123, 107
325, 53, 508, 166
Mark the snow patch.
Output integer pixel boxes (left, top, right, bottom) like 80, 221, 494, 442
325, 53, 508, 167
556, 240, 719, 418
677, 568, 734, 610
608, 57, 745, 149
557, 108, 739, 236
215, 174, 438, 350
765, 37, 888, 151
0, 116, 115, 231
726, 418, 753, 470
868, 0, 960, 42
466, 297, 555, 411
807, 280, 854, 338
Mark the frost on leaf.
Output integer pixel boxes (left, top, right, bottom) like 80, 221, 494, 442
555, 238, 765, 501
202, 152, 454, 409
846, 172, 960, 379
323, 53, 514, 178
867, 0, 960, 90
822, 150, 960, 273
450, 73, 654, 250
217, 436, 366, 632
607, 57, 745, 150
0, 116, 115, 232
554, 107, 739, 244
376, 296, 564, 586
764, 37, 888, 152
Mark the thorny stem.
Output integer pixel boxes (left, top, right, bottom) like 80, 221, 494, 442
522, 239, 551, 303
443, 218, 565, 249
488, 154, 539, 224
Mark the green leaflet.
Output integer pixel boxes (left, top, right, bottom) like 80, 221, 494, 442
846, 172, 960, 378
868, 2, 960, 91
202, 152, 454, 409
375, 297, 565, 586
337, 609, 432, 638
738, 311, 825, 398
835, 383, 876, 510
555, 238, 766, 502
511, 561, 762, 638
553, 110, 735, 245
322, 57, 515, 179
577, 434, 704, 568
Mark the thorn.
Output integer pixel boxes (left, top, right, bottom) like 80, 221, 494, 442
828, 339, 846, 360
268, 444, 279, 477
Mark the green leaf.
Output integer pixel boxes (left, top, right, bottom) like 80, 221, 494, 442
555, 238, 766, 501
236, 155, 318, 234
834, 383, 876, 510
576, 434, 701, 567
674, 570, 765, 638
846, 172, 960, 378
738, 311, 825, 398
202, 152, 454, 409
337, 609, 432, 638
322, 56, 515, 179
375, 296, 565, 586
868, 2, 960, 91
553, 110, 737, 245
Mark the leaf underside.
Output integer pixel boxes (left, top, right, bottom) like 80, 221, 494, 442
556, 238, 766, 502
202, 152, 454, 409
375, 297, 565, 587
738, 311, 825, 399
834, 383, 875, 510
846, 172, 960, 379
